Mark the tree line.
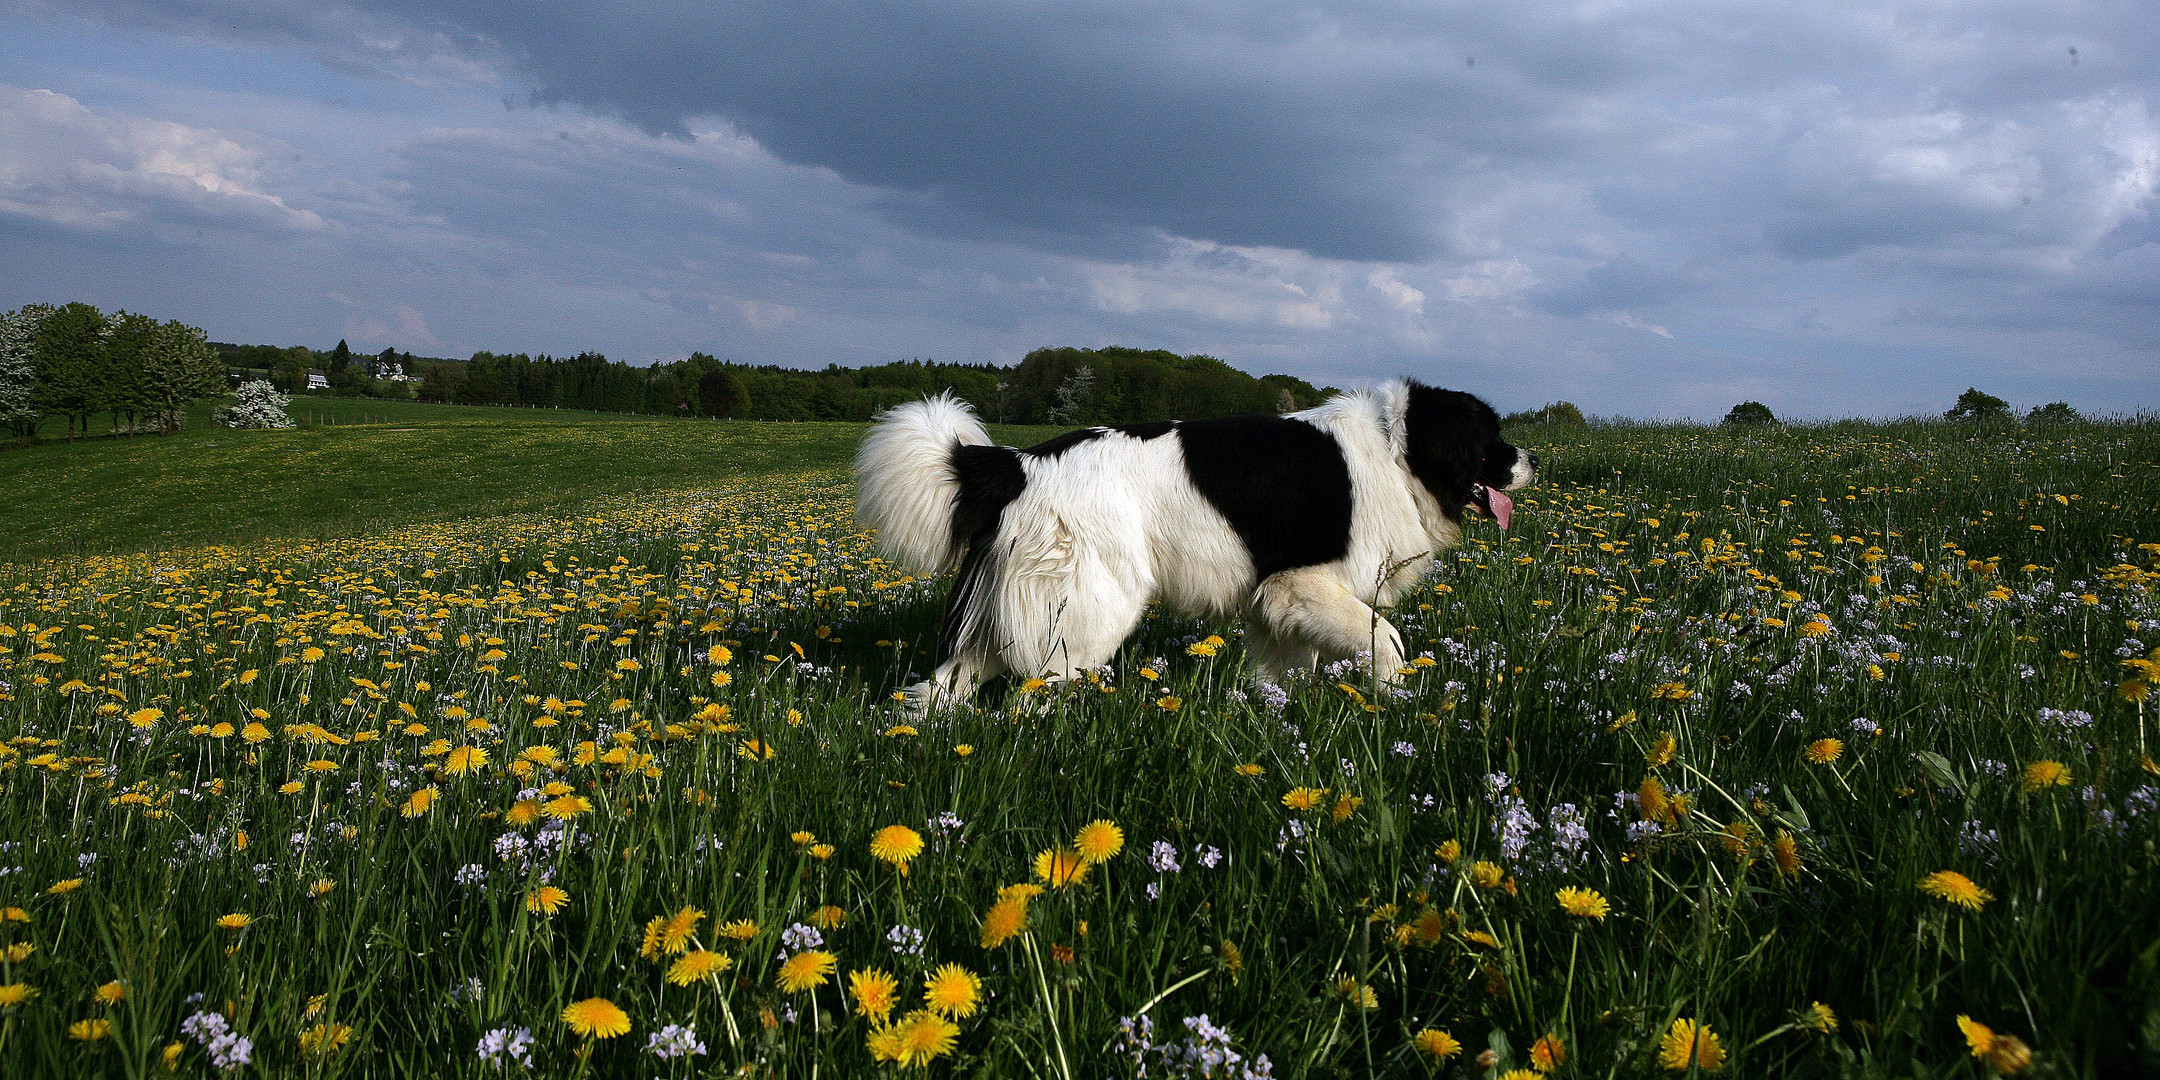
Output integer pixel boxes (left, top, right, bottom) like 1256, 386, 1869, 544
414, 345, 1333, 424
2, 297, 1340, 438
1, 303, 224, 440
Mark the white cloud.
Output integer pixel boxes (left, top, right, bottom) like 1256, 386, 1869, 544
1441, 259, 1538, 309
1592, 310, 1673, 339
0, 84, 324, 234
1365, 268, 1426, 314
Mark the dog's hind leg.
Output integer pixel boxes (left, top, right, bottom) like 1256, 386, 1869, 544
903, 651, 1007, 718
1252, 568, 1407, 682
1243, 621, 1318, 689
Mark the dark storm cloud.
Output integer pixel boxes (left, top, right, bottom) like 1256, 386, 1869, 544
5, 0, 2158, 417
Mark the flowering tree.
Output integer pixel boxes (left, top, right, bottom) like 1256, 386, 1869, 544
0, 304, 47, 437
221, 380, 296, 429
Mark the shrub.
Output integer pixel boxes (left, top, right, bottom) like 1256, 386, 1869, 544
1945, 388, 2011, 422
1722, 401, 1777, 427
2027, 401, 2081, 425
219, 380, 295, 429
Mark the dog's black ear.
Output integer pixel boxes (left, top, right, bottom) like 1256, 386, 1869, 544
1403, 384, 1482, 509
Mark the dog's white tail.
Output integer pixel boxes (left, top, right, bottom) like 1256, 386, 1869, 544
854, 392, 991, 574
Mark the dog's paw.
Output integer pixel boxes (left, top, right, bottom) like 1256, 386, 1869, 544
898, 680, 943, 721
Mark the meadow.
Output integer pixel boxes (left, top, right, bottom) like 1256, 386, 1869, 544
0, 405, 2156, 1077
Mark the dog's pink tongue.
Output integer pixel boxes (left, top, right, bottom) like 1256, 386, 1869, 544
1488, 488, 1513, 530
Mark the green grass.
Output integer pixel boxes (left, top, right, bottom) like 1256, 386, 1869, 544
0, 396, 1063, 563
0, 415, 2156, 1077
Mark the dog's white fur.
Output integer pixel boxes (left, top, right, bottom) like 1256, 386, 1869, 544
855, 381, 1519, 710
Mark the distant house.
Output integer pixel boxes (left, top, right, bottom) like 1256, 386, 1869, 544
306, 368, 329, 390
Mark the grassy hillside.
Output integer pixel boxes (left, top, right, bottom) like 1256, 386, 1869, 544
0, 397, 1061, 563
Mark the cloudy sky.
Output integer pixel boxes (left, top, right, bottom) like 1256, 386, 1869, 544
2, 1, 2154, 418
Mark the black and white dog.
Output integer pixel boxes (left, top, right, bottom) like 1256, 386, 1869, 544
855, 380, 1536, 710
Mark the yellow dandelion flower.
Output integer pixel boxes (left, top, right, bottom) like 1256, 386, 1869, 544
1413, 1028, 1462, 1060
542, 794, 593, 819
127, 708, 163, 729
505, 799, 542, 826
1033, 847, 1090, 888
923, 963, 982, 1018
1638, 775, 1674, 823
240, 721, 269, 743
1332, 976, 1378, 1009
1234, 763, 1265, 777
1646, 731, 1676, 767
849, 968, 900, 1025
737, 738, 773, 761
1659, 1018, 1725, 1071
443, 745, 488, 776
525, 886, 569, 916
1804, 1002, 1837, 1033
1804, 738, 1844, 764
665, 950, 732, 986
1555, 886, 1610, 922
812, 905, 847, 929
641, 905, 704, 958
776, 949, 837, 993
68, 1018, 111, 1041
2020, 760, 2070, 792
980, 894, 1030, 949
400, 787, 438, 818
304, 759, 338, 773
1772, 830, 1802, 879
1958, 1014, 1996, 1057
298, 1022, 352, 1054
560, 997, 631, 1039
216, 913, 252, 930
1919, 870, 1994, 911
720, 919, 759, 941
1987, 1035, 2033, 1073
1282, 786, 1327, 812
1470, 861, 1505, 890
868, 1010, 959, 1068
810, 843, 835, 860
47, 878, 85, 896
870, 824, 925, 872
0, 984, 37, 1009
1073, 820, 1124, 864
1530, 1033, 1566, 1072
279, 780, 304, 795
1330, 794, 1363, 825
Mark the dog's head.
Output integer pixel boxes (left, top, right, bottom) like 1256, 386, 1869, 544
1402, 383, 1538, 530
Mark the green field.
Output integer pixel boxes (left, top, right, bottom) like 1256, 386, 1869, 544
0, 406, 2156, 1077
0, 397, 1060, 562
